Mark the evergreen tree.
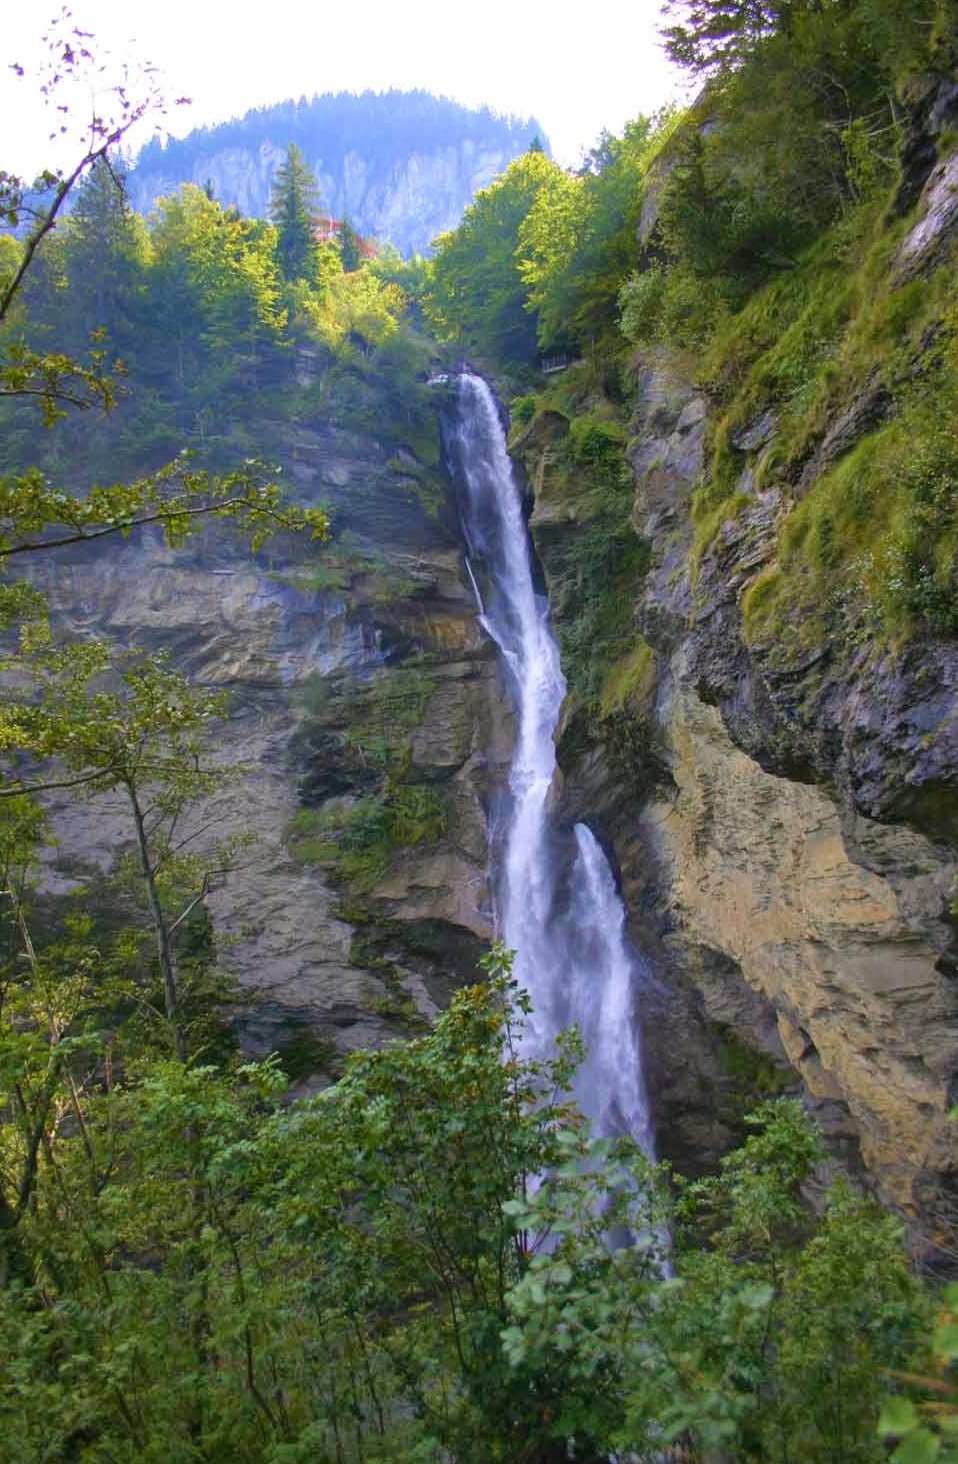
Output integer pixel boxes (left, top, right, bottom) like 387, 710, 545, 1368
339, 216, 362, 272
269, 142, 321, 282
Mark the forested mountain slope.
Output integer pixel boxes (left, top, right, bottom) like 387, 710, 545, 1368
127, 90, 546, 255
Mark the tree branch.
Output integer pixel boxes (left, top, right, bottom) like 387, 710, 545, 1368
0, 494, 267, 558
0, 765, 124, 797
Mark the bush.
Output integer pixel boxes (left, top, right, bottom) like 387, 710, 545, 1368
286, 781, 448, 888
510, 393, 537, 427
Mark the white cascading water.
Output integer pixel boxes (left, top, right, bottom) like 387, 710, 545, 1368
448, 372, 653, 1154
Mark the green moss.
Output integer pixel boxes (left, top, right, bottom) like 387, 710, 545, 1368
285, 782, 448, 891
273, 547, 421, 607
741, 565, 785, 636
744, 387, 958, 647
365, 988, 427, 1028
510, 376, 654, 706
691, 491, 754, 565
554, 518, 652, 703
685, 179, 958, 648
598, 639, 657, 719
299, 663, 439, 768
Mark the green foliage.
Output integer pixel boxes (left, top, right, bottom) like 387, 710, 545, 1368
741, 332, 958, 648
0, 955, 594, 1463
427, 111, 672, 362
555, 515, 651, 703
424, 149, 560, 361
518, 117, 678, 356
620, 0, 949, 374
620, 261, 731, 351
289, 661, 454, 894
507, 377, 649, 709
269, 143, 322, 283
338, 217, 363, 273
286, 781, 448, 887
879, 1282, 958, 1463
716, 1024, 793, 1114
509, 392, 537, 426
567, 411, 628, 475
597, 638, 657, 720
505, 1100, 929, 1463
302, 663, 440, 765
662, 0, 792, 73
0, 25, 952, 1464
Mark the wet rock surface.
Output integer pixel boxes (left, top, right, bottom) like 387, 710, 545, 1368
520, 316, 958, 1230
32, 416, 510, 1077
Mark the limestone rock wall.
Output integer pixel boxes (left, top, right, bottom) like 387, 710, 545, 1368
647, 681, 957, 1218
129, 139, 525, 257
519, 328, 957, 1234
31, 403, 511, 1079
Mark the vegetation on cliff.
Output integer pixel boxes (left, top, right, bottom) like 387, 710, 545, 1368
127, 90, 547, 257
425, 0, 958, 695
0, 10, 956, 1462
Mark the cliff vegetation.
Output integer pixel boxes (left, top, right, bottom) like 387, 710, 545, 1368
0, 8, 957, 1463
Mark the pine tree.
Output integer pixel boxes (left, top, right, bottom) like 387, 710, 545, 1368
339, 216, 362, 273
61, 157, 148, 361
269, 142, 321, 282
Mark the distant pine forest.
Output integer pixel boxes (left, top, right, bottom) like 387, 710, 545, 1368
127, 91, 548, 254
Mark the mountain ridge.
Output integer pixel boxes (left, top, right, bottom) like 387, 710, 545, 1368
127, 89, 549, 255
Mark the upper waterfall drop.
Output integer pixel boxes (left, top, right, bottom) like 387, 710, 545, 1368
446, 371, 653, 1150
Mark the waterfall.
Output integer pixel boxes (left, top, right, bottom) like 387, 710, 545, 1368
447, 372, 653, 1152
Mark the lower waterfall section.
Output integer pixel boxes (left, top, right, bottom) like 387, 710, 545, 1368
446, 371, 653, 1150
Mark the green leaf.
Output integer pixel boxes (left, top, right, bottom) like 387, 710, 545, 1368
879, 1398, 920, 1438
892, 1429, 940, 1464
935, 1322, 958, 1361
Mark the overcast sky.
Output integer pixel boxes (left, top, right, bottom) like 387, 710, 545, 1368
3, 1, 686, 177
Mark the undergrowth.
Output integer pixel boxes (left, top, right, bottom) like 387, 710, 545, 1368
286, 781, 448, 889
687, 191, 958, 646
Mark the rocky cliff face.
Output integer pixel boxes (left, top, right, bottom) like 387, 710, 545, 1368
128, 93, 543, 255
514, 154, 958, 1244
31, 135, 958, 1241
32, 380, 512, 1080
129, 142, 521, 257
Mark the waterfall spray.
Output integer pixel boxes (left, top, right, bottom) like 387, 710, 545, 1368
447, 372, 653, 1154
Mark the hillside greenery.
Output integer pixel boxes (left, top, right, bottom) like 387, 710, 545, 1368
424, 0, 958, 708
134, 90, 546, 186
127, 90, 547, 255
1, 155, 442, 499
0, 12, 956, 1463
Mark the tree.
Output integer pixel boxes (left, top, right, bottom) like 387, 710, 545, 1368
146, 185, 286, 410
661, 0, 800, 73
518, 117, 657, 354
0, 654, 240, 1061
338, 216, 362, 273
60, 158, 150, 365
505, 1101, 928, 1463
269, 143, 322, 283
0, 19, 327, 1332
425, 149, 560, 362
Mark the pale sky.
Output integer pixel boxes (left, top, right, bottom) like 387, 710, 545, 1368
3, 1, 686, 178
